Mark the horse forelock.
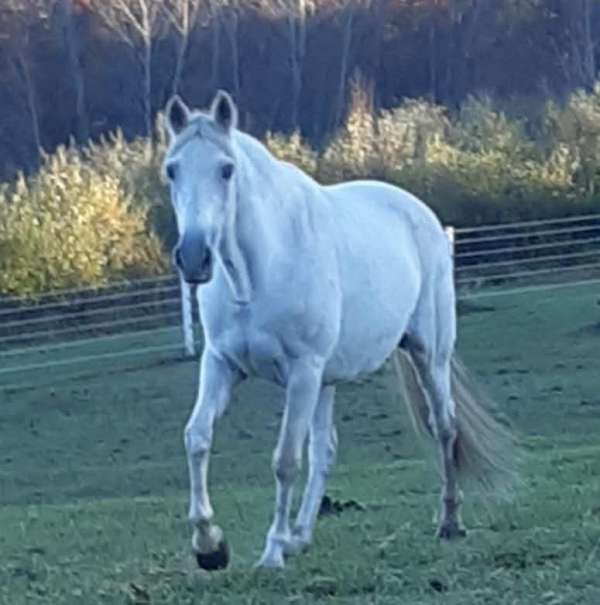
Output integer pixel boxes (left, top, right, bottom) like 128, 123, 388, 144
167, 112, 235, 161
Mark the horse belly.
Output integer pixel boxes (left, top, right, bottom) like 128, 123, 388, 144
325, 254, 420, 382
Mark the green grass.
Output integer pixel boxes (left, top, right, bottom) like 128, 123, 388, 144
1, 283, 600, 604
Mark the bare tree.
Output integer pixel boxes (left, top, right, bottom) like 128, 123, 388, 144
571, 0, 596, 90
163, 0, 204, 96
91, 0, 164, 155
56, 0, 89, 142
222, 0, 241, 103
196, 1, 239, 108
445, 0, 483, 104
290, 1, 307, 129
547, 0, 597, 94
269, 0, 310, 130
332, 0, 359, 131
0, 0, 50, 166
207, 0, 222, 91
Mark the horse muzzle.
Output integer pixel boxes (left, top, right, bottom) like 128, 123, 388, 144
173, 243, 213, 285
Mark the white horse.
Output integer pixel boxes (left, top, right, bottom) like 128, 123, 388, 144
162, 91, 514, 570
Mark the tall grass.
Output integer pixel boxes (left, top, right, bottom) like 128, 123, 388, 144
0, 142, 168, 296
274, 88, 599, 225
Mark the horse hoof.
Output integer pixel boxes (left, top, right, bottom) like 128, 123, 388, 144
437, 522, 467, 540
195, 539, 230, 571
255, 552, 285, 569
284, 532, 310, 557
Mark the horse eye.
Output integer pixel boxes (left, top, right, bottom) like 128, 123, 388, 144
165, 163, 177, 181
221, 163, 234, 181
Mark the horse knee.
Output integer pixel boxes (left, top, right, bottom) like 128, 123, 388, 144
273, 452, 300, 485
184, 423, 212, 458
432, 410, 456, 439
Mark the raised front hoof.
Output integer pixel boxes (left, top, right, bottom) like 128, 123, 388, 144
195, 539, 230, 571
437, 522, 467, 540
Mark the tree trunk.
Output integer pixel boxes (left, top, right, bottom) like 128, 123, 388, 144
429, 20, 438, 103
561, 0, 596, 91
209, 1, 221, 91
582, 0, 596, 89
449, 0, 482, 105
288, 15, 300, 130
288, 0, 307, 131
17, 53, 42, 166
172, 31, 188, 96
59, 0, 89, 142
221, 4, 240, 123
333, 3, 355, 131
171, 0, 195, 96
224, 6, 240, 101
370, 0, 384, 110
142, 35, 153, 158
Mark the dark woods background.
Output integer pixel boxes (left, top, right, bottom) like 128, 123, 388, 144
1, 0, 598, 180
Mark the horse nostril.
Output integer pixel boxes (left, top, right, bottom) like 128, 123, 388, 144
173, 247, 184, 271
201, 248, 212, 272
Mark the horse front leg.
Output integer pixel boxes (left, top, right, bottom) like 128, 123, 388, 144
257, 357, 324, 569
185, 350, 238, 571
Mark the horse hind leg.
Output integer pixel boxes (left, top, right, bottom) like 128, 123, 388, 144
398, 259, 515, 538
399, 336, 466, 539
423, 358, 466, 539
288, 385, 338, 554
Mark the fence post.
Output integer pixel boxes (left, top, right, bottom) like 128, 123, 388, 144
445, 226, 457, 297
445, 225, 455, 257
179, 276, 196, 357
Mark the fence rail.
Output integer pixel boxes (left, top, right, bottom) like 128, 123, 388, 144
453, 213, 600, 292
1, 214, 599, 381
0, 274, 176, 308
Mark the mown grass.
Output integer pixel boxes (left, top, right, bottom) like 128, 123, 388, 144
1, 283, 600, 604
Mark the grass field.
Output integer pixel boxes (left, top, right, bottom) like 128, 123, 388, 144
1, 283, 600, 604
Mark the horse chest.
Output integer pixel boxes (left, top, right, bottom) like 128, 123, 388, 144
203, 301, 325, 385
226, 325, 288, 384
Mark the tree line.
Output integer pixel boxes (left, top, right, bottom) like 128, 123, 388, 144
0, 0, 598, 180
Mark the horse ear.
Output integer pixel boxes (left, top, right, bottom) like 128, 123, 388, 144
211, 90, 238, 133
166, 95, 190, 136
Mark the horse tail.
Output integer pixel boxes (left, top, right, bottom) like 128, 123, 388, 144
394, 351, 517, 493
393, 349, 434, 440
448, 356, 517, 491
